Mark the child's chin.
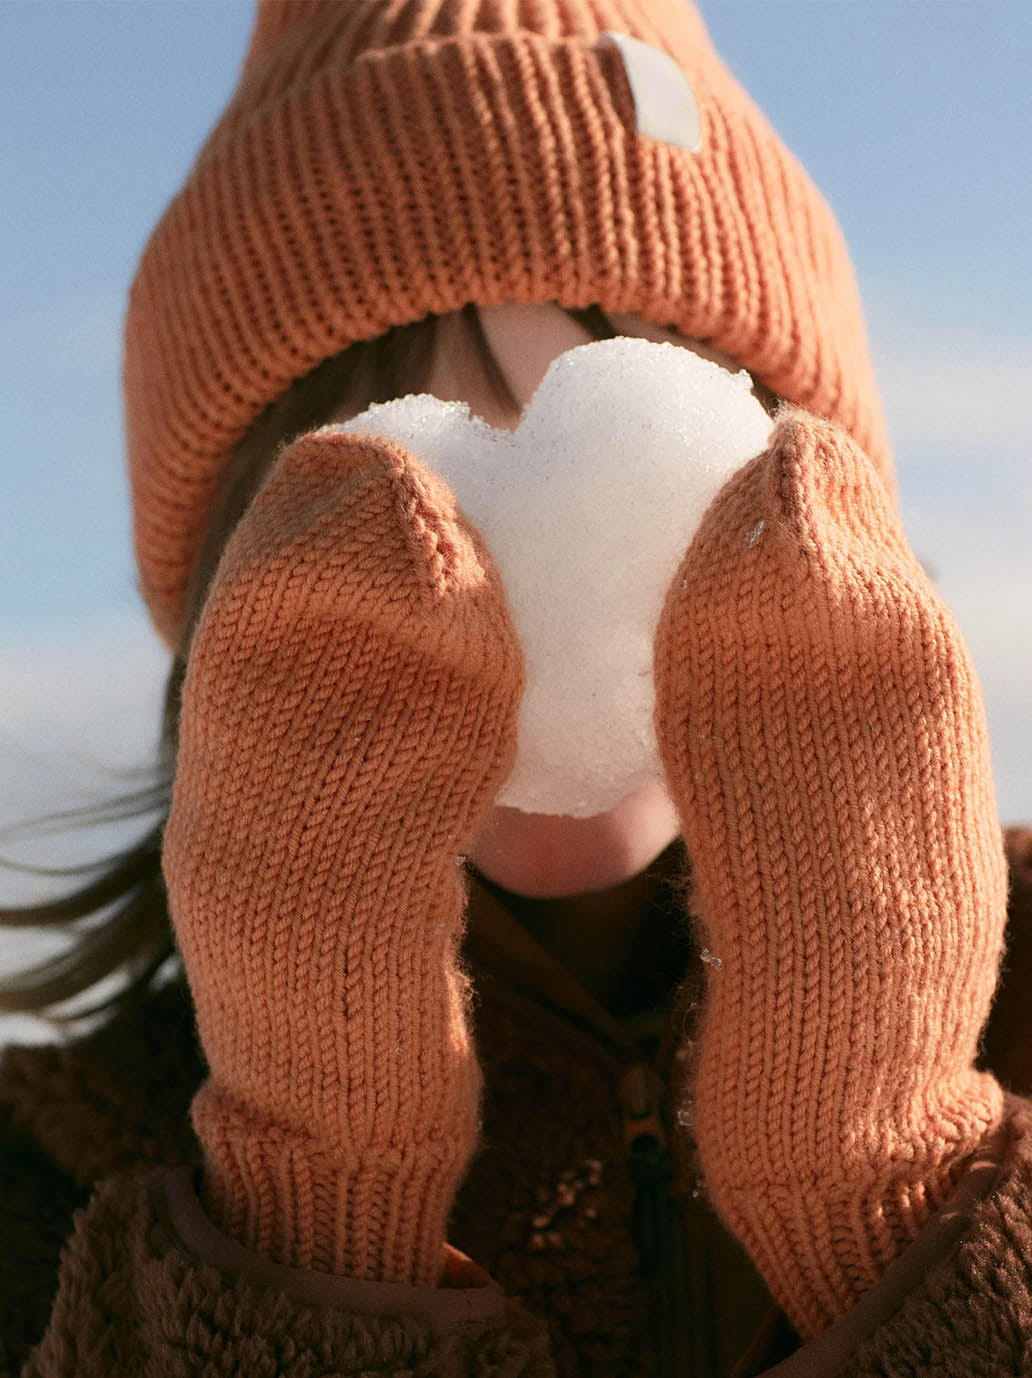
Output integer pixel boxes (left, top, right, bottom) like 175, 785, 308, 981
466, 780, 681, 900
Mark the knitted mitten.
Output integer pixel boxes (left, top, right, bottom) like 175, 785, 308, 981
163, 430, 523, 1285
653, 407, 1007, 1339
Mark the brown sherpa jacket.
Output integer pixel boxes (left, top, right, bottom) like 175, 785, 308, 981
3, 830, 1032, 1378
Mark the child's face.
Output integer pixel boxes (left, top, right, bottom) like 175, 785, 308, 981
337, 301, 748, 898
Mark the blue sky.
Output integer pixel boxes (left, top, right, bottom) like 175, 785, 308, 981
1, 1, 1030, 833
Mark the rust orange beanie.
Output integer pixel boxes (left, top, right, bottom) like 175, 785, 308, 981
124, 0, 896, 649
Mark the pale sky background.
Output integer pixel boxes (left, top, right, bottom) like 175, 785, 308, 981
1, 1, 1030, 1045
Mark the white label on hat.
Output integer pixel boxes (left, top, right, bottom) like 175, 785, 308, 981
596, 31, 701, 154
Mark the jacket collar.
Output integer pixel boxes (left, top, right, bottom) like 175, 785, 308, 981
461, 861, 702, 1088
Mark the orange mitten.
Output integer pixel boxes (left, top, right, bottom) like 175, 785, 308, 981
654, 407, 1007, 1338
163, 431, 523, 1285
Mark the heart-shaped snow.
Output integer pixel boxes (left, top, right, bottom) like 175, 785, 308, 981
324, 336, 772, 817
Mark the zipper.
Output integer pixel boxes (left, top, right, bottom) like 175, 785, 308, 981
619, 1061, 689, 1378
463, 872, 700, 1370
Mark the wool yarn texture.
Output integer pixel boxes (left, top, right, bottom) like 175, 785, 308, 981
123, 0, 895, 649
162, 429, 524, 1283
652, 407, 1009, 1339
326, 337, 775, 818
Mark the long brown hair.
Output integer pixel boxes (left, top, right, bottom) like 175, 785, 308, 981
0, 303, 636, 1030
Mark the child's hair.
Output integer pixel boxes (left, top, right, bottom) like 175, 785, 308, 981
0, 303, 624, 1029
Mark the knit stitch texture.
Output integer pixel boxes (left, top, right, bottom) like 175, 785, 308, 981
123, 0, 894, 646
163, 428, 524, 1282
653, 407, 1009, 1338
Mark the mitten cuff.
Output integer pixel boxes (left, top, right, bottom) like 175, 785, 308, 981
192, 1082, 480, 1286
701, 1076, 1007, 1340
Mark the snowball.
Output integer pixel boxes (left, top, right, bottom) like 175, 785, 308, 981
323, 337, 773, 818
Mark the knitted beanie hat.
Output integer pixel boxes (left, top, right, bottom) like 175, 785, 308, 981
124, 0, 896, 649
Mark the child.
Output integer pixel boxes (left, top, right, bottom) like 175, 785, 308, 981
3, 2, 1031, 1374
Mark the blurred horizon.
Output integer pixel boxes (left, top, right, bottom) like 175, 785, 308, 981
1, 1, 1030, 1042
